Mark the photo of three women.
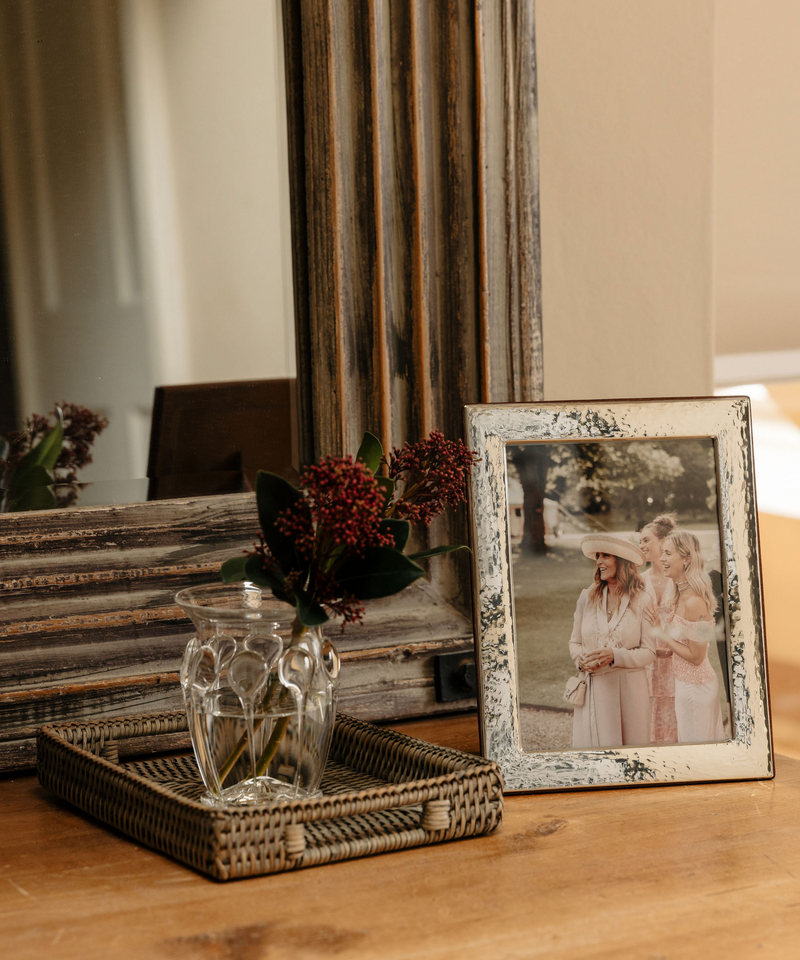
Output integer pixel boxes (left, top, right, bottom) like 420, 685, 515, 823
569, 517, 727, 749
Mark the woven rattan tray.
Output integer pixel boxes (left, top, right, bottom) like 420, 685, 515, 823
37, 711, 503, 881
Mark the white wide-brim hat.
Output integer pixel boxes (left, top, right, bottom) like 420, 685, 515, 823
580, 533, 645, 567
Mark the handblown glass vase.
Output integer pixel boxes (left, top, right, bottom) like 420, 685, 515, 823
175, 583, 340, 806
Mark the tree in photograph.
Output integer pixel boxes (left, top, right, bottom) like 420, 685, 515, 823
510, 438, 715, 553
507, 445, 550, 553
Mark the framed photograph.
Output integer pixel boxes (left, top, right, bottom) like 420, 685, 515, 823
465, 398, 773, 791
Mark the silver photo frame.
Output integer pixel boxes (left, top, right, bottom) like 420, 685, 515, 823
465, 398, 773, 792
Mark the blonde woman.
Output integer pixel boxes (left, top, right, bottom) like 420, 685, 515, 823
639, 513, 677, 606
639, 514, 678, 743
569, 534, 656, 748
655, 531, 725, 743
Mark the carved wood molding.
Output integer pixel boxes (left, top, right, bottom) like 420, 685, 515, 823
476, 0, 544, 404
0, 493, 473, 771
283, 0, 543, 610
284, 0, 543, 463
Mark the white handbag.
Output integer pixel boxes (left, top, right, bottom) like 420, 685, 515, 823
563, 671, 588, 707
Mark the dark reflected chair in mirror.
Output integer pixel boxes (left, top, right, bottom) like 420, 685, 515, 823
146, 379, 298, 500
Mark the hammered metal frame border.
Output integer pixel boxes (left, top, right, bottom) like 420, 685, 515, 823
465, 397, 773, 792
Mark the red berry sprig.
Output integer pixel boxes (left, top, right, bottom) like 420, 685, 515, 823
385, 430, 479, 525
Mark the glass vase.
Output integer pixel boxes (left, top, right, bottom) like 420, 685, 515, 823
175, 582, 340, 806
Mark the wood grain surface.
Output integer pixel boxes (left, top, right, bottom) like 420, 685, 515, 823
1, 713, 797, 960
0, 493, 472, 771
286, 0, 544, 460
0, 490, 476, 773
0, 495, 257, 770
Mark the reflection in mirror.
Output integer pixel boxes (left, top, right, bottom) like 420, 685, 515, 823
507, 438, 731, 753
0, 0, 296, 509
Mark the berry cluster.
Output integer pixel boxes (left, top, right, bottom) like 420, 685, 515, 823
276, 456, 394, 559
267, 456, 397, 627
2, 402, 109, 508
309, 570, 366, 626
386, 430, 479, 525
227, 431, 478, 632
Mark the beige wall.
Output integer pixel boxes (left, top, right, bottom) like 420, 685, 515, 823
536, 0, 716, 401
714, 0, 800, 358
159, 0, 296, 383
144, 1, 800, 398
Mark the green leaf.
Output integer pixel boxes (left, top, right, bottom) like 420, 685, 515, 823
294, 588, 329, 627
11, 473, 56, 512
407, 544, 470, 560
379, 518, 410, 551
376, 475, 395, 509
220, 555, 248, 583
355, 431, 383, 475
243, 554, 291, 603
11, 462, 54, 501
17, 415, 63, 478
255, 471, 309, 579
335, 547, 423, 600
6, 413, 63, 512
12, 463, 52, 489
10, 462, 53, 505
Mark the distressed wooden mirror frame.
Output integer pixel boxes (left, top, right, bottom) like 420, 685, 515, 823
0, 0, 543, 770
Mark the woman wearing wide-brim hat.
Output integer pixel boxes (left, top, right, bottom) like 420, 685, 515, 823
569, 533, 657, 748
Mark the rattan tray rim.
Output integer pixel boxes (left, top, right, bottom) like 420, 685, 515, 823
37, 710, 502, 821
36, 710, 504, 880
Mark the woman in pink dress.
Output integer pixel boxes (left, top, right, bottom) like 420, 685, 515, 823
654, 531, 725, 744
639, 514, 678, 743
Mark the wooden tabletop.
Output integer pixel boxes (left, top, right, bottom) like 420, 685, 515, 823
1, 714, 797, 960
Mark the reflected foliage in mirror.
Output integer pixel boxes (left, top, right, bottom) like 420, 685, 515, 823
1, 402, 107, 512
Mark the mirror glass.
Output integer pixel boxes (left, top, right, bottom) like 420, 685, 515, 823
0, 0, 296, 510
